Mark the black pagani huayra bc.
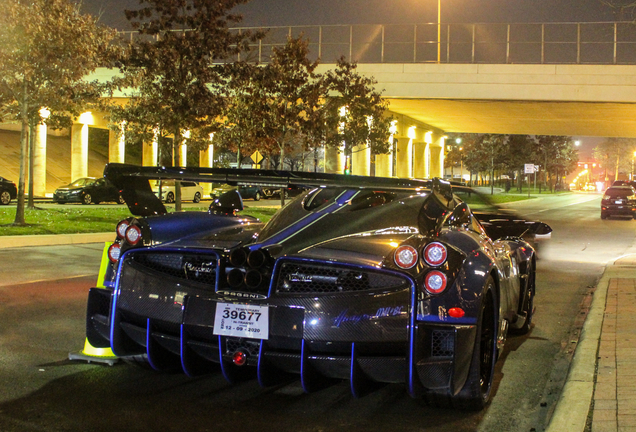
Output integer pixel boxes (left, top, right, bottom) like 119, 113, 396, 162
85, 164, 551, 410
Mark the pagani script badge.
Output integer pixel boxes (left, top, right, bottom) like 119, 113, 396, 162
183, 261, 215, 279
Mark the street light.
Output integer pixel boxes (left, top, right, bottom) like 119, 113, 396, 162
574, 140, 581, 147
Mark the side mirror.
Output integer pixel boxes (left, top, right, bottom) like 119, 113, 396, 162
209, 189, 243, 215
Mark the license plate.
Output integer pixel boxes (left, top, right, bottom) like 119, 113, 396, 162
213, 302, 269, 340
615, 200, 623, 204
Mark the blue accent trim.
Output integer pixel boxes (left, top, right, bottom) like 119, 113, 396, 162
258, 189, 358, 247
350, 342, 359, 398
257, 341, 266, 387
416, 315, 478, 325
408, 278, 418, 398
218, 335, 232, 383
300, 339, 310, 393
180, 324, 192, 377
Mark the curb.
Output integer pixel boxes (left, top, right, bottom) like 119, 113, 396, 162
0, 232, 113, 249
544, 260, 611, 431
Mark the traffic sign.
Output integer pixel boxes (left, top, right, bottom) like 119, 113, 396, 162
524, 164, 535, 174
251, 151, 263, 165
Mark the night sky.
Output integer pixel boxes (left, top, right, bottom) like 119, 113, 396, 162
79, 0, 617, 31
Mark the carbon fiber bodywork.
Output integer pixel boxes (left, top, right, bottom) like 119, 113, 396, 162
86, 164, 543, 408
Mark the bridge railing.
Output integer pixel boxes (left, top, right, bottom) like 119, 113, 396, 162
120, 22, 636, 65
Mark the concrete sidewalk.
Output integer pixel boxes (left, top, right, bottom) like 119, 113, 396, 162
1, 232, 632, 430
0, 232, 112, 249
547, 255, 636, 432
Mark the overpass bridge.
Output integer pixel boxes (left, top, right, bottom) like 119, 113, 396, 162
3, 21, 636, 194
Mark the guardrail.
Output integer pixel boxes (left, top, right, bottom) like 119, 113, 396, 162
121, 21, 636, 65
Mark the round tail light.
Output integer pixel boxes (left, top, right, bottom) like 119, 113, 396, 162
125, 225, 142, 245
424, 270, 447, 294
116, 220, 130, 239
423, 242, 447, 266
394, 245, 418, 269
232, 351, 247, 366
107, 243, 121, 263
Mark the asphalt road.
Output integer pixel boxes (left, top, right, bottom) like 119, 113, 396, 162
0, 192, 626, 432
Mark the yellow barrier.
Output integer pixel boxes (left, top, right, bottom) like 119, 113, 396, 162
68, 242, 119, 365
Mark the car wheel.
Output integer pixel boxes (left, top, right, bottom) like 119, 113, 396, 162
452, 277, 497, 410
511, 260, 535, 335
166, 192, 175, 203
0, 190, 10, 205
118, 195, 125, 204
82, 193, 93, 205
254, 191, 261, 201
193, 192, 201, 203
601, 212, 607, 219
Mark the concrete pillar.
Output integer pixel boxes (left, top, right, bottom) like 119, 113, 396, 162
324, 146, 345, 174
109, 123, 125, 163
352, 145, 371, 176
200, 143, 214, 196
395, 137, 413, 178
33, 122, 47, 196
142, 139, 157, 166
179, 144, 187, 167
413, 141, 426, 179
375, 153, 392, 177
429, 136, 446, 178
71, 123, 89, 181
424, 143, 431, 178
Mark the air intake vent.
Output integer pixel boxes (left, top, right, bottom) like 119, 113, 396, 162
129, 252, 218, 286
276, 261, 408, 294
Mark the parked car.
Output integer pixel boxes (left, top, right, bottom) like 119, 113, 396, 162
210, 183, 263, 201
0, 176, 17, 205
261, 186, 305, 199
53, 177, 124, 205
86, 164, 551, 410
152, 180, 203, 203
601, 185, 636, 219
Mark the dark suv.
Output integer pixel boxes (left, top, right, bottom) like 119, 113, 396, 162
601, 186, 636, 219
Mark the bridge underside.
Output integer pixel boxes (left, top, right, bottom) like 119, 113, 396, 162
387, 99, 636, 138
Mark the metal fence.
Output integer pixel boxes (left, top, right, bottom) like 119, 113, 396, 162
121, 21, 636, 65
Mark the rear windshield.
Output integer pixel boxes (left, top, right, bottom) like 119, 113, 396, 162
606, 187, 634, 197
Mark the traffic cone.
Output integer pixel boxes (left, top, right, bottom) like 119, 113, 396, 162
69, 242, 119, 365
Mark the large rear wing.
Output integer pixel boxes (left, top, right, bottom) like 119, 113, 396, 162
103, 163, 452, 216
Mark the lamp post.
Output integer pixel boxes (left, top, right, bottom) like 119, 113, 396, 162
437, 0, 441, 63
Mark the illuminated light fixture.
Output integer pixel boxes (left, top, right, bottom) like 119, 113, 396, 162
424, 270, 447, 294
78, 111, 94, 125
408, 126, 417, 140
116, 220, 130, 239
448, 307, 465, 318
424, 131, 433, 144
423, 242, 447, 266
394, 245, 418, 269
339, 106, 348, 117
107, 243, 121, 263
232, 351, 247, 366
125, 225, 142, 245
40, 107, 51, 119
389, 120, 398, 135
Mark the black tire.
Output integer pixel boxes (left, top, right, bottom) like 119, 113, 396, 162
193, 192, 201, 203
118, 195, 125, 204
82, 193, 92, 205
452, 278, 497, 410
511, 260, 535, 335
601, 212, 607, 219
166, 192, 175, 203
254, 191, 261, 201
0, 190, 10, 205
